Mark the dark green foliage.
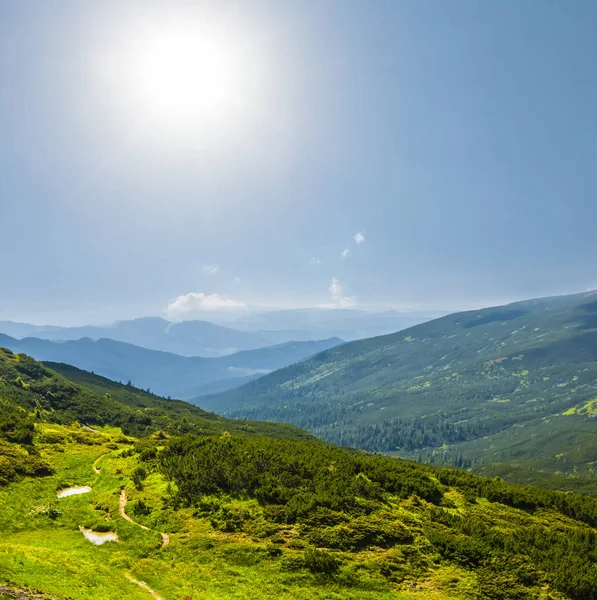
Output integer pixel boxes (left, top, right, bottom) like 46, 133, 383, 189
435, 468, 597, 527
0, 441, 52, 485
161, 433, 597, 598
131, 466, 147, 490
160, 436, 443, 519
131, 499, 151, 516
307, 514, 413, 550
0, 401, 34, 445
303, 548, 340, 575
210, 504, 256, 533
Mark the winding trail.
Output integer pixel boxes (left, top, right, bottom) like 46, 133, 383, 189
92, 452, 109, 474
89, 450, 170, 599
119, 489, 170, 548
124, 574, 164, 600
119, 490, 150, 531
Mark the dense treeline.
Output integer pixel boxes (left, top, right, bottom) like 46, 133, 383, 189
160, 434, 597, 598
325, 415, 485, 452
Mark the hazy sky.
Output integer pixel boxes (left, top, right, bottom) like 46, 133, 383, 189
1, 0, 596, 325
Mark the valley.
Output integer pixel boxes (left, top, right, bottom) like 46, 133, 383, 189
0, 334, 342, 399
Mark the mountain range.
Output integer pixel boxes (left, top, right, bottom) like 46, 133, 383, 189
218, 308, 445, 341
0, 308, 438, 357
202, 291, 597, 483
0, 317, 275, 358
0, 333, 343, 399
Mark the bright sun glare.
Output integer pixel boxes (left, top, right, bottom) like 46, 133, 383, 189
126, 21, 255, 130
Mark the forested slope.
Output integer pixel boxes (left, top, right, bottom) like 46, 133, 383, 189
0, 348, 310, 450
204, 291, 597, 478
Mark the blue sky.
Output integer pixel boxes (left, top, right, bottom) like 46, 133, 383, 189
1, 0, 596, 325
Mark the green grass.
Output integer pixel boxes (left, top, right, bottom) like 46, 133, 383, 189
0, 425, 417, 599
4, 423, 597, 599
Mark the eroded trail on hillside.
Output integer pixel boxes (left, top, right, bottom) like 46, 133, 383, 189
119, 490, 150, 531
92, 452, 109, 474
124, 574, 164, 600
88, 450, 170, 599
119, 489, 170, 547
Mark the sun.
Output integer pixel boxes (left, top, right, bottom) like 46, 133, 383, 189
126, 20, 257, 131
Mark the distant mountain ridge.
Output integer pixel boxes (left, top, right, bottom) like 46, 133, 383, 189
219, 307, 445, 341
0, 334, 343, 399
202, 291, 597, 482
0, 317, 274, 357
0, 308, 439, 357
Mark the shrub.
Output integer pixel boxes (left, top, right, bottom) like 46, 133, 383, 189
308, 514, 413, 551
132, 466, 147, 490
303, 548, 340, 575
210, 504, 256, 533
132, 499, 152, 516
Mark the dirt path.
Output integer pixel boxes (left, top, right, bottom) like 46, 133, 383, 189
89, 452, 169, 598
124, 574, 164, 600
119, 489, 150, 530
92, 452, 109, 474
82, 424, 100, 433
119, 489, 170, 547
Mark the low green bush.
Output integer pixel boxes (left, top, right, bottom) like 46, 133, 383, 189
303, 548, 340, 575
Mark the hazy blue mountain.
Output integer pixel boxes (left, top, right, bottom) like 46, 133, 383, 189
223, 308, 444, 341
0, 309, 440, 356
0, 320, 61, 339
0, 317, 276, 357
202, 291, 597, 479
0, 334, 343, 399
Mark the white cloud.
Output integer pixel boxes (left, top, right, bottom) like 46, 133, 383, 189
167, 292, 246, 319
341, 248, 350, 259
329, 277, 342, 299
322, 277, 357, 309
233, 276, 242, 283
202, 264, 220, 275
354, 232, 365, 244
310, 256, 322, 265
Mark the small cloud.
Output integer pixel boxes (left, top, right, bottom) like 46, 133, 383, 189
341, 248, 351, 259
354, 232, 365, 244
233, 276, 242, 283
321, 277, 357, 309
167, 292, 246, 319
329, 277, 342, 298
202, 264, 220, 275
310, 256, 322, 265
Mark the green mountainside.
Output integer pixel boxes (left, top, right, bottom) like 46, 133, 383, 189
0, 348, 309, 456
0, 333, 343, 399
202, 291, 597, 481
2, 351, 597, 597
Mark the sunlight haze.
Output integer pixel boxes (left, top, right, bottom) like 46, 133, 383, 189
1, 0, 596, 325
